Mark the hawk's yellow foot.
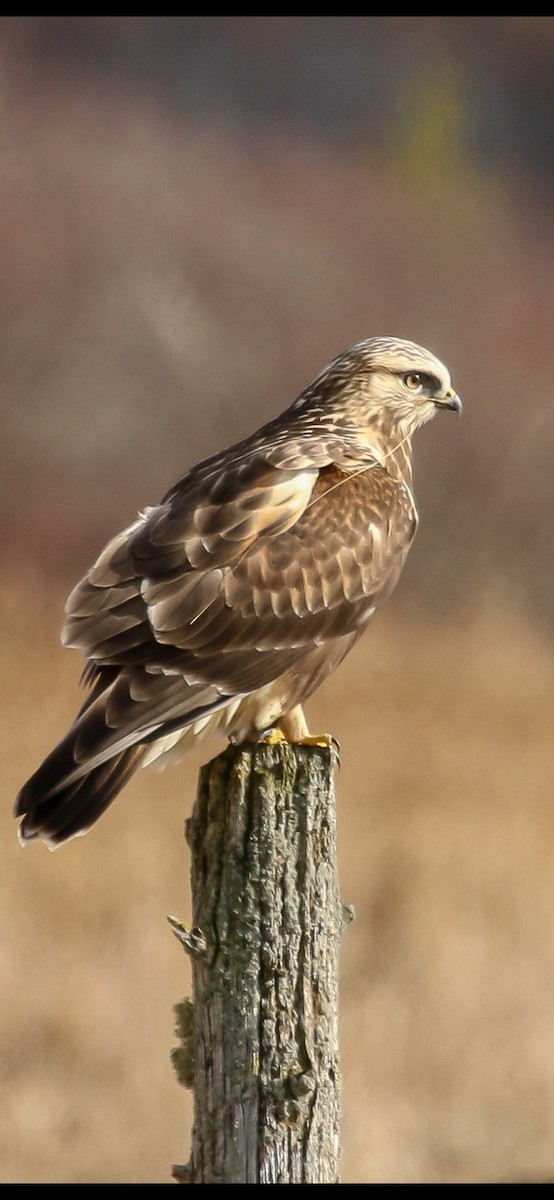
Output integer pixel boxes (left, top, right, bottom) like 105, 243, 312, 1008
256, 727, 336, 747
297, 732, 340, 751
256, 727, 341, 765
300, 733, 341, 766
256, 727, 289, 746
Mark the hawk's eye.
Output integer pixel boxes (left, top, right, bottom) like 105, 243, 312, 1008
402, 372, 423, 390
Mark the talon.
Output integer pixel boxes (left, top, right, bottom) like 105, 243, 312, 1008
257, 727, 289, 746
299, 733, 339, 750
251, 728, 340, 765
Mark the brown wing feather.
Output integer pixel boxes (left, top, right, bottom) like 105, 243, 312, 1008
45, 443, 418, 797
63, 458, 318, 655
47, 457, 413, 787
65, 461, 415, 702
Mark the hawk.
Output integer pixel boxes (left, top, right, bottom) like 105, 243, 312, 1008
15, 336, 461, 847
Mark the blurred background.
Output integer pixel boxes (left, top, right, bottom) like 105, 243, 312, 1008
2, 16, 554, 1184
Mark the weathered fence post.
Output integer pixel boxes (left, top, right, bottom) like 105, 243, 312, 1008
170, 740, 352, 1184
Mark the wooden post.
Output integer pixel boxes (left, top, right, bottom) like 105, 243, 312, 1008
170, 740, 352, 1184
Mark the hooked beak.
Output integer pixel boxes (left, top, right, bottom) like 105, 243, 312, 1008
435, 385, 462, 414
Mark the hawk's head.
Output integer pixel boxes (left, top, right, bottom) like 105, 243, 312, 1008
296, 336, 462, 442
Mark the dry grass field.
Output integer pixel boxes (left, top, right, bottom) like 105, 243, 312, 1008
4, 578, 554, 1183
2, 17, 554, 1183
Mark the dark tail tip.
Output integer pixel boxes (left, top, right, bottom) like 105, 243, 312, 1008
15, 744, 145, 848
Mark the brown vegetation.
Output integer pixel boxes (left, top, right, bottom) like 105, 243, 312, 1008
4, 583, 554, 1182
3, 21, 554, 1183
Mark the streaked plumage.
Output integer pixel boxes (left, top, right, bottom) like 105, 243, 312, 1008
15, 336, 461, 847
